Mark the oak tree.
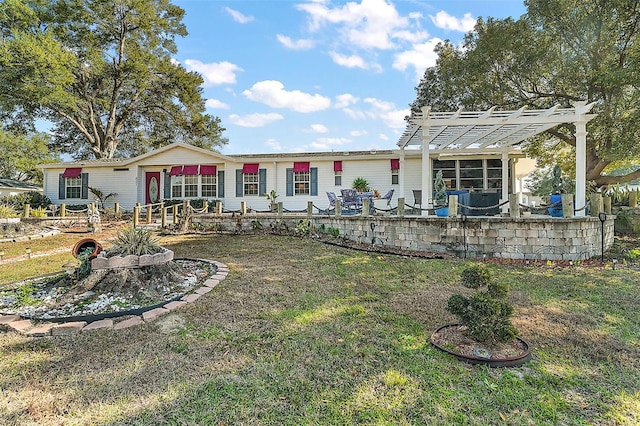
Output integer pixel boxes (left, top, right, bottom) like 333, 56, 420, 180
0, 0, 226, 160
411, 0, 640, 186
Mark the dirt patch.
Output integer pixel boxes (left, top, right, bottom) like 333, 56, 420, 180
431, 324, 529, 360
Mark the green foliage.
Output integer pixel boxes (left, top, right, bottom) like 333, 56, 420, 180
13, 282, 39, 307
434, 170, 447, 206
108, 226, 163, 257
251, 220, 263, 230
1, 192, 52, 210
410, 1, 640, 186
447, 265, 517, 343
352, 177, 370, 192
0, 0, 227, 159
295, 219, 311, 235
29, 207, 48, 218
0, 129, 58, 184
605, 184, 638, 206
88, 187, 117, 210
263, 190, 279, 203
77, 247, 94, 279
528, 165, 575, 197
0, 203, 17, 218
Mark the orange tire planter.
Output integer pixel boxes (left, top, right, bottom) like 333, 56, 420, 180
71, 238, 103, 260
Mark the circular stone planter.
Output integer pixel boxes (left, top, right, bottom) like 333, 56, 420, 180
430, 323, 532, 368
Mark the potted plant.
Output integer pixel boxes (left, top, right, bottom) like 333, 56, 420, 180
352, 177, 369, 193
264, 189, 279, 212
430, 264, 531, 367
434, 170, 448, 216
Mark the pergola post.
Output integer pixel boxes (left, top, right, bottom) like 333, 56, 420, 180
420, 106, 432, 215
574, 101, 592, 217
501, 151, 510, 214
398, 148, 406, 200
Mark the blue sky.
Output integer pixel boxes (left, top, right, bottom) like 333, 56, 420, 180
173, 0, 527, 155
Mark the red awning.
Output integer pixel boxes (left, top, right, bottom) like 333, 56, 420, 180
390, 159, 400, 171
62, 168, 82, 178
182, 165, 198, 175
169, 165, 183, 176
293, 161, 310, 173
242, 163, 259, 174
333, 161, 343, 172
199, 165, 217, 175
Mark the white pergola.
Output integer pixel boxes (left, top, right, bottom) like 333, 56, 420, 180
397, 101, 596, 216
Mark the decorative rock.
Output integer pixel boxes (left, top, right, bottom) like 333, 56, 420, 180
8, 319, 33, 333
25, 323, 55, 337
163, 301, 187, 311
113, 316, 144, 330
181, 293, 202, 303
142, 307, 170, 322
203, 278, 220, 288
51, 322, 87, 336
82, 319, 114, 332
195, 286, 212, 295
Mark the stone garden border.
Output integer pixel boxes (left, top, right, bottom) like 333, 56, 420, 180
0, 259, 228, 338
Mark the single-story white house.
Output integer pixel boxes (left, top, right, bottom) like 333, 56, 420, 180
0, 177, 42, 198
38, 104, 595, 214
38, 141, 528, 212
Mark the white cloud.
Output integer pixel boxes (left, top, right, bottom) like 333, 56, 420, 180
364, 97, 408, 129
342, 108, 367, 120
277, 34, 315, 50
329, 51, 375, 70
228, 113, 283, 127
184, 60, 243, 86
378, 133, 390, 140
308, 137, 351, 150
264, 138, 282, 151
205, 99, 229, 109
310, 124, 329, 133
296, 0, 413, 50
350, 130, 368, 137
242, 80, 331, 113
393, 38, 443, 80
225, 7, 254, 24
430, 11, 476, 32
334, 93, 359, 109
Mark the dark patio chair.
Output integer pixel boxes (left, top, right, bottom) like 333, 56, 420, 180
326, 191, 338, 213
380, 189, 394, 206
340, 188, 359, 210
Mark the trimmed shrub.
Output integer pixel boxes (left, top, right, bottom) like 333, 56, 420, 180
446, 264, 517, 343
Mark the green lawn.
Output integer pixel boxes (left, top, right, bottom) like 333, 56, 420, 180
1, 233, 638, 425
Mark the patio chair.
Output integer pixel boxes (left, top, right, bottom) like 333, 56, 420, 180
340, 188, 359, 210
326, 191, 338, 213
358, 191, 375, 214
412, 189, 422, 211
380, 189, 394, 206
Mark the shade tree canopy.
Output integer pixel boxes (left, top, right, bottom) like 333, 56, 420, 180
0, 128, 59, 184
0, 0, 227, 160
410, 0, 640, 187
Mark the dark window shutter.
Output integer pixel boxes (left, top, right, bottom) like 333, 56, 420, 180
218, 170, 225, 198
236, 169, 243, 197
58, 174, 66, 200
164, 171, 171, 198
310, 167, 318, 196
286, 168, 293, 196
258, 168, 266, 197
80, 173, 89, 199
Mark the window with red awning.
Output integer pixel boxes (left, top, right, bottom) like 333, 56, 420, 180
293, 162, 310, 173
62, 168, 82, 178
242, 163, 259, 174
333, 161, 342, 172
390, 159, 400, 171
199, 165, 217, 175
182, 165, 198, 175
169, 166, 183, 176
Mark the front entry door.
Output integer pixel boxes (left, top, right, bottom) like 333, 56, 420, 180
145, 172, 161, 204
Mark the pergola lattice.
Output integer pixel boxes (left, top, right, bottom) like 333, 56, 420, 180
396, 102, 596, 215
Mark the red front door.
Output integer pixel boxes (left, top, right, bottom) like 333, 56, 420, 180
145, 172, 161, 204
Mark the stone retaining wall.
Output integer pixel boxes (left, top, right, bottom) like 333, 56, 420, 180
192, 213, 615, 261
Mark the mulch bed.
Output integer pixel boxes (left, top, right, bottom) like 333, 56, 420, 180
431, 324, 529, 360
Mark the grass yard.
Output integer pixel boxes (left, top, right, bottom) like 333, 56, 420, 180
0, 231, 639, 425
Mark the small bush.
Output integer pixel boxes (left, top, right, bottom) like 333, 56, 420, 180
446, 264, 517, 343
0, 204, 18, 218
108, 226, 164, 257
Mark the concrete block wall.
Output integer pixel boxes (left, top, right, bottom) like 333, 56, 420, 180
192, 213, 615, 261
